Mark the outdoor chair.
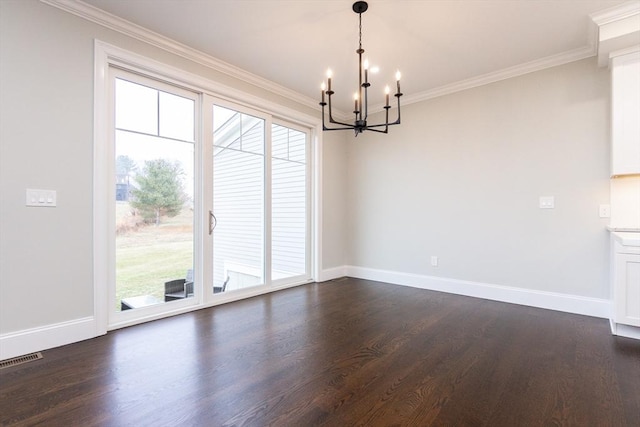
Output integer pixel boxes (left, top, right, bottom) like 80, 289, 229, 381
165, 274, 227, 300
164, 278, 194, 302
214, 276, 230, 294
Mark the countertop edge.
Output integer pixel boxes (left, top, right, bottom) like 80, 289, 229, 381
606, 226, 640, 232
609, 230, 640, 247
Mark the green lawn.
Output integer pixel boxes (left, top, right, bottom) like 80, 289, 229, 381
115, 202, 193, 310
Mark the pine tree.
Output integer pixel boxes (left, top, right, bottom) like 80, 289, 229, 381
130, 159, 186, 226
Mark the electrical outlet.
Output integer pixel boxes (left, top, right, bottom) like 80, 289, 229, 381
539, 196, 554, 209
430, 256, 438, 267
599, 204, 611, 218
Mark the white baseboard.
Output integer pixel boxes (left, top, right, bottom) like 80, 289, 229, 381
0, 317, 97, 361
345, 265, 612, 319
610, 320, 640, 340
319, 266, 347, 282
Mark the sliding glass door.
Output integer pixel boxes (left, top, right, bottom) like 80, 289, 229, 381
210, 101, 311, 294
106, 65, 311, 328
111, 69, 197, 321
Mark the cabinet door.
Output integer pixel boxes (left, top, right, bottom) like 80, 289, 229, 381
614, 252, 640, 327
611, 51, 640, 176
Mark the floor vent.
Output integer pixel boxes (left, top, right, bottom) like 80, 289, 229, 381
0, 352, 43, 370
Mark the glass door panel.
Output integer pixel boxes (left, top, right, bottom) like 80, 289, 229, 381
271, 124, 308, 281
114, 76, 195, 312
212, 105, 265, 293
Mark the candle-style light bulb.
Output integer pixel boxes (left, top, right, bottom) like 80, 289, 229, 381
354, 92, 359, 111
385, 85, 390, 107
327, 69, 333, 91
363, 59, 369, 84
395, 70, 401, 94
321, 82, 326, 103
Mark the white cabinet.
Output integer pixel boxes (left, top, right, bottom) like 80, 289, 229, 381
612, 236, 640, 329
611, 50, 640, 176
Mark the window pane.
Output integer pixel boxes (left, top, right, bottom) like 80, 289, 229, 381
288, 131, 306, 163
271, 125, 307, 280
240, 115, 264, 155
159, 91, 195, 142
115, 78, 194, 311
115, 79, 158, 135
213, 105, 265, 293
272, 124, 289, 160
213, 109, 240, 156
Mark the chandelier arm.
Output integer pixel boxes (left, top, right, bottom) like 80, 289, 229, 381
322, 103, 359, 130
364, 127, 389, 134
329, 118, 360, 128
393, 94, 402, 124
321, 105, 329, 130
366, 96, 402, 128
327, 106, 359, 128
326, 93, 342, 125
383, 105, 389, 133
364, 107, 389, 132
322, 103, 360, 130
325, 93, 360, 127
361, 92, 402, 129
323, 124, 366, 131
366, 116, 400, 127
366, 116, 400, 128
367, 122, 394, 129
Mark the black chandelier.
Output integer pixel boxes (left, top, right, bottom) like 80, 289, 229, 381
319, 1, 402, 136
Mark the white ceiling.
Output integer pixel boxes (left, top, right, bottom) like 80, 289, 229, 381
81, 0, 627, 112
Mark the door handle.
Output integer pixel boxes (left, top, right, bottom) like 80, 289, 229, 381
209, 210, 217, 235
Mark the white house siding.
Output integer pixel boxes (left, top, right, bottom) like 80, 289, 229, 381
213, 113, 264, 290
212, 113, 307, 291
272, 125, 307, 279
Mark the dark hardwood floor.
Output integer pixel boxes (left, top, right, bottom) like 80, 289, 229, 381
1, 278, 639, 426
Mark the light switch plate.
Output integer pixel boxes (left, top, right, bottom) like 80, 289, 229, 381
539, 196, 554, 209
26, 189, 57, 207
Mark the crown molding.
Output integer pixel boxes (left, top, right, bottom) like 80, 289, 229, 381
372, 44, 596, 111
42, 0, 602, 119
40, 0, 321, 113
590, 1, 640, 66
590, 1, 640, 26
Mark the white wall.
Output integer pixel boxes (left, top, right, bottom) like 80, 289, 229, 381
321, 131, 348, 270
1, 0, 96, 333
346, 58, 612, 299
0, 0, 346, 342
